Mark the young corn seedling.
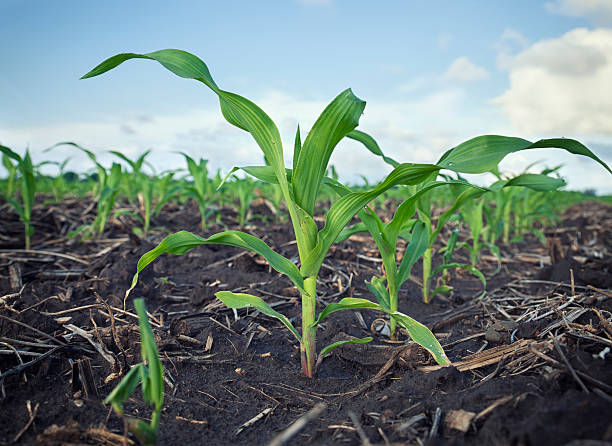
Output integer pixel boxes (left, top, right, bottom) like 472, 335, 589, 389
346, 132, 611, 305
82, 49, 453, 377
0, 145, 36, 249
105, 298, 163, 445
110, 150, 152, 203
180, 153, 218, 229
83, 50, 611, 376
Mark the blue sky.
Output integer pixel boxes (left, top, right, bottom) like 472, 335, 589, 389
2, 0, 612, 192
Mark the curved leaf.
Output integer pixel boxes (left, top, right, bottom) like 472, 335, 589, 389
312, 297, 381, 326
127, 230, 305, 296
397, 221, 429, 288
82, 49, 290, 195
391, 312, 450, 365
216, 291, 301, 342
302, 163, 441, 276
292, 89, 366, 214
431, 262, 486, 299
438, 135, 611, 175
346, 129, 399, 168
503, 173, 565, 191
319, 336, 373, 358
134, 298, 163, 411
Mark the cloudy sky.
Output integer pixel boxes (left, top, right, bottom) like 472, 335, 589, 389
2, 0, 612, 192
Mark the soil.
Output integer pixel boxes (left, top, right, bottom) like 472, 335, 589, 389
0, 198, 611, 446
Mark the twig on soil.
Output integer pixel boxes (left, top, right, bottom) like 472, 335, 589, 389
0, 249, 89, 265
267, 403, 327, 446
64, 324, 116, 367
474, 395, 514, 422
234, 406, 277, 436
0, 314, 66, 346
348, 411, 374, 446
11, 400, 39, 444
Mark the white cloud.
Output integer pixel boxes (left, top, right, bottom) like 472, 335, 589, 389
495, 28, 612, 136
445, 57, 489, 82
546, 0, 612, 26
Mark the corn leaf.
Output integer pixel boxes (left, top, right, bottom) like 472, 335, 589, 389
128, 230, 305, 296
438, 135, 612, 175
292, 89, 366, 214
319, 336, 373, 358
396, 221, 429, 287
391, 313, 450, 365
0, 145, 21, 162
432, 263, 486, 299
312, 297, 381, 326
503, 173, 565, 191
104, 363, 144, 415
366, 276, 391, 310
346, 129, 399, 168
216, 291, 301, 342
133, 298, 163, 410
302, 163, 441, 275
82, 49, 290, 192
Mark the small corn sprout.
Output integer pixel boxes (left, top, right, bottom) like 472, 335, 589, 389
105, 298, 163, 445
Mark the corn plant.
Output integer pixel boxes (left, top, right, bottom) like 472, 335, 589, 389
228, 175, 257, 226
0, 145, 36, 249
179, 153, 219, 229
2, 152, 18, 198
82, 49, 455, 377
105, 298, 163, 445
82, 49, 611, 377
110, 150, 152, 202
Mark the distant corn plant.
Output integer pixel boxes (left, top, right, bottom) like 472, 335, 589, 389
0, 145, 35, 249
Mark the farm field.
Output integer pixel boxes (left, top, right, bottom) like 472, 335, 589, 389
0, 188, 611, 445
2, 48, 612, 446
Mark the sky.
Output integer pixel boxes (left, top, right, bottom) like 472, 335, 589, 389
1, 0, 612, 193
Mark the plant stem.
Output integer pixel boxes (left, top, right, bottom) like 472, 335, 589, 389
300, 276, 317, 378
422, 247, 432, 303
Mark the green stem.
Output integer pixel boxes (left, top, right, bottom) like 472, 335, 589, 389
422, 247, 432, 303
300, 276, 317, 378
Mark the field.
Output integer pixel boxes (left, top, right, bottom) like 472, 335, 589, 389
1, 49, 612, 446
0, 182, 611, 445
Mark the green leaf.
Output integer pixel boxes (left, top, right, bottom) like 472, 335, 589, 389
438, 135, 612, 175
346, 129, 399, 168
366, 277, 391, 310
104, 363, 144, 415
293, 125, 301, 173
127, 230, 305, 296
82, 49, 290, 196
292, 89, 366, 214
335, 221, 369, 243
133, 298, 163, 411
312, 297, 381, 326
391, 312, 450, 365
503, 173, 565, 191
396, 221, 429, 288
319, 336, 373, 358
302, 163, 441, 276
0, 145, 21, 162
216, 291, 301, 342
432, 263, 486, 299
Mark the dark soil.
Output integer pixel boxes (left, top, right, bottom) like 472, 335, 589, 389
1, 198, 611, 445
